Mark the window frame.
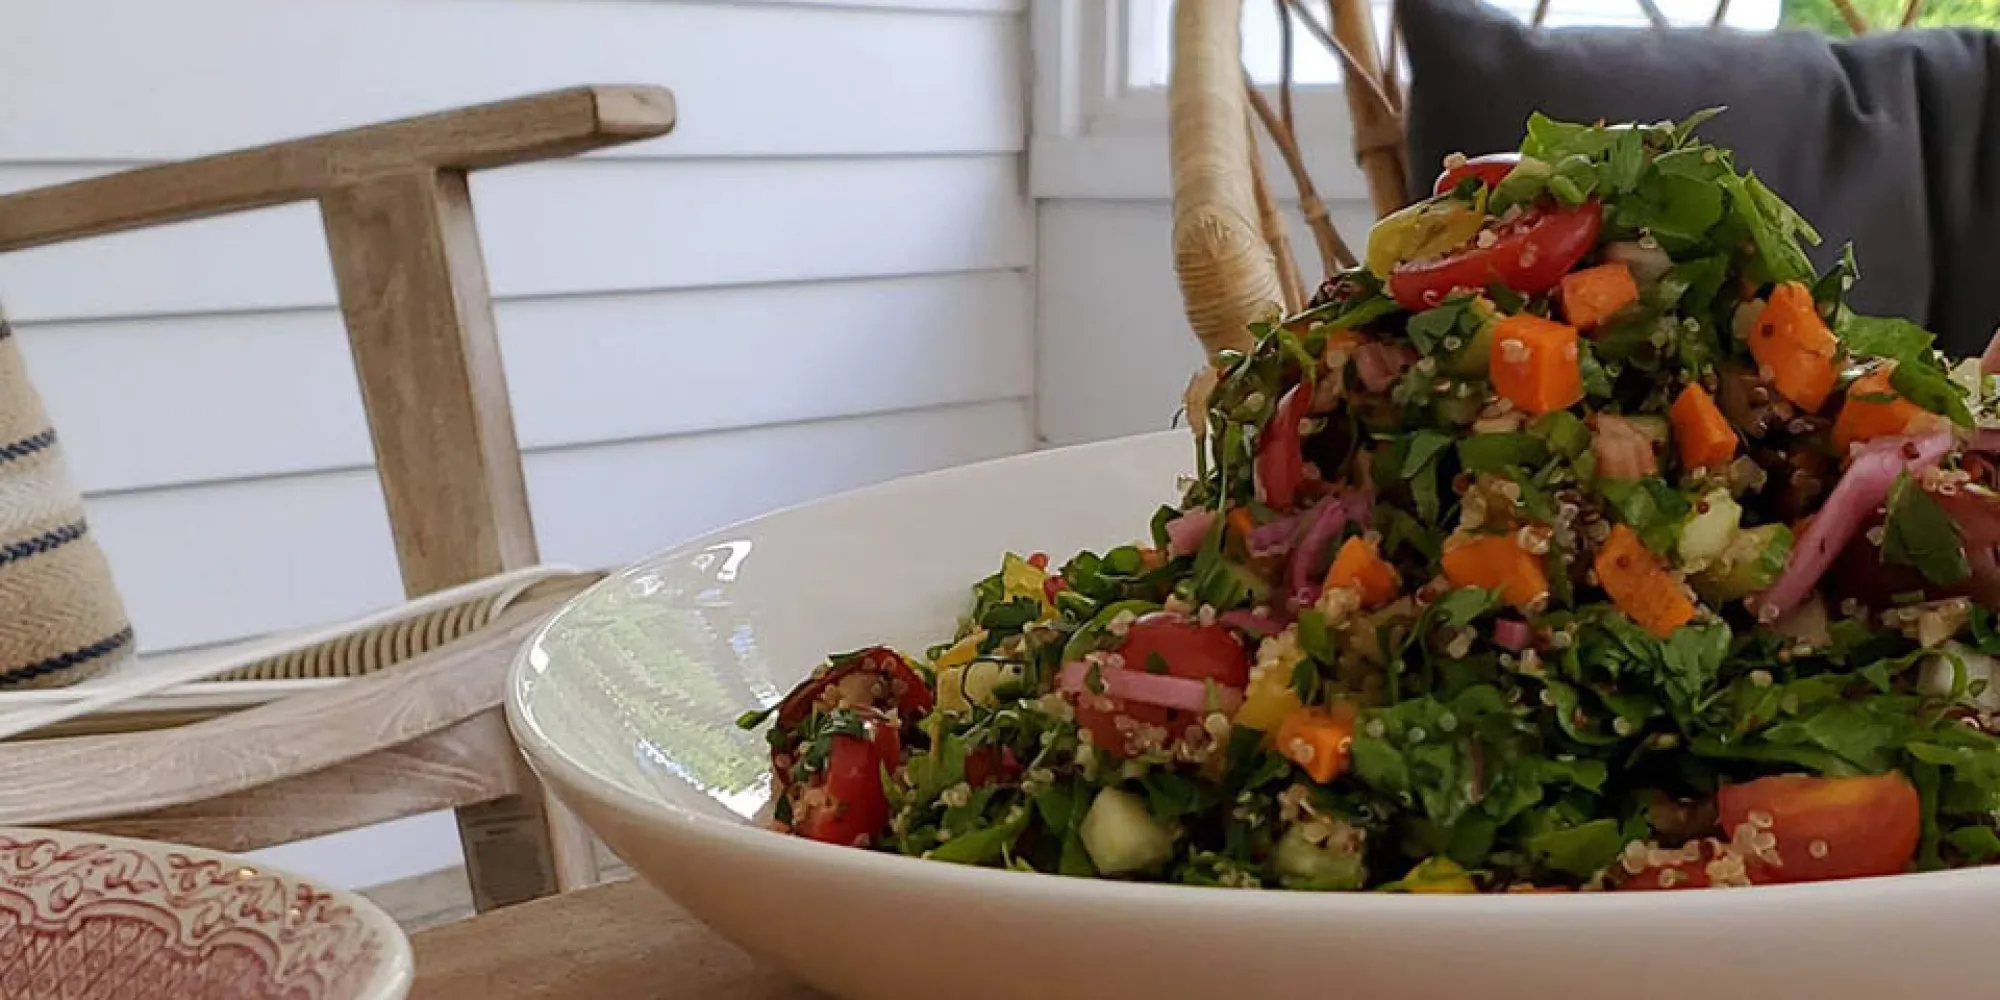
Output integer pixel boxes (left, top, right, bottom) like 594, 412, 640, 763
1029, 0, 1366, 201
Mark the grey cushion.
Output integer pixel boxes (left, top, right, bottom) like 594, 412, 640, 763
1399, 0, 2000, 356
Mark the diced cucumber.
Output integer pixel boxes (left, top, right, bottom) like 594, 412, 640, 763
1677, 490, 1742, 566
1693, 523, 1793, 603
1079, 788, 1175, 876
1272, 822, 1367, 890
1440, 314, 1497, 378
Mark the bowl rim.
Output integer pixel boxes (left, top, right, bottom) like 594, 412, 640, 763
507, 431, 2000, 920
0, 824, 414, 999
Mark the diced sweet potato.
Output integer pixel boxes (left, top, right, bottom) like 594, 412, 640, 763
1325, 536, 1400, 609
1670, 383, 1738, 471
1442, 534, 1550, 609
1594, 524, 1697, 638
1747, 282, 1839, 412
1559, 262, 1640, 331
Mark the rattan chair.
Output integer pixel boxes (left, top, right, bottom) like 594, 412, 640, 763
0, 85, 675, 912
1170, 0, 1929, 356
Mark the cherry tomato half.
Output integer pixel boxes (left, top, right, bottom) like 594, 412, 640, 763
1074, 695, 1186, 759
963, 745, 1023, 788
1118, 612, 1252, 688
1387, 201, 1603, 311
777, 645, 934, 732
1715, 773, 1920, 883
1255, 383, 1315, 511
794, 713, 902, 847
1433, 152, 1521, 196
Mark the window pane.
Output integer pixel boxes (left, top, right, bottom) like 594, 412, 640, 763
1126, 0, 1783, 89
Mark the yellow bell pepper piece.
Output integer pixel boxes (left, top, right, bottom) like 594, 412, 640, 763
1364, 200, 1486, 279
1401, 857, 1477, 894
1234, 637, 1305, 732
1000, 552, 1050, 610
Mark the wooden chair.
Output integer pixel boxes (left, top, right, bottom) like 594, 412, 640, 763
0, 84, 675, 912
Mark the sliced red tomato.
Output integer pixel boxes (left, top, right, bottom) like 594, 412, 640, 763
1433, 152, 1521, 196
776, 645, 933, 732
1387, 201, 1603, 311
1118, 612, 1251, 687
1074, 695, 1186, 758
1715, 773, 1920, 883
794, 713, 901, 847
1255, 383, 1315, 511
963, 745, 1023, 788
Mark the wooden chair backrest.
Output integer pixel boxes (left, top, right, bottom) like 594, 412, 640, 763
0, 86, 674, 909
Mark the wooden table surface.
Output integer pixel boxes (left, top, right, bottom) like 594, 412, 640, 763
409, 878, 821, 999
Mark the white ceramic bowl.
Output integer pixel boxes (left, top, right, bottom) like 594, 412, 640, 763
0, 825, 411, 999
510, 431, 2000, 1000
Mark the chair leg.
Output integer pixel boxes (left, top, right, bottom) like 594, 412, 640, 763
455, 761, 599, 911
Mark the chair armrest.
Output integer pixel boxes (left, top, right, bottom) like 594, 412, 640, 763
0, 85, 675, 253
0, 575, 593, 829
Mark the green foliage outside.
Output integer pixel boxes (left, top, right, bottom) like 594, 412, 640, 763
1779, 0, 2000, 35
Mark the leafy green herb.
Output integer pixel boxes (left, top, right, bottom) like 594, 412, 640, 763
1883, 472, 1971, 585
1406, 297, 1478, 356
1597, 477, 1692, 555
1403, 430, 1456, 478
1430, 587, 1500, 629
1060, 599, 1160, 664
927, 805, 1030, 865
1525, 818, 1627, 878
1578, 343, 1614, 398
1297, 608, 1338, 663
1842, 314, 1935, 363
1291, 657, 1320, 702
1459, 432, 1550, 474
1529, 410, 1591, 457
1671, 107, 1726, 146
1890, 361, 1975, 427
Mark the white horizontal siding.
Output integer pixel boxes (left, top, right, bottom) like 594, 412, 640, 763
0, 155, 1029, 324
21, 270, 1032, 493
93, 400, 1032, 653
0, 0, 1022, 161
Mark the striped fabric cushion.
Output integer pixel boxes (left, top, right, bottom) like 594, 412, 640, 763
0, 316, 133, 687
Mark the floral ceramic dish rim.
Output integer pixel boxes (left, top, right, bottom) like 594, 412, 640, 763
0, 825, 414, 1000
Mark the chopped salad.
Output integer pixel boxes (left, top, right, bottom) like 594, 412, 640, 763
741, 113, 2000, 893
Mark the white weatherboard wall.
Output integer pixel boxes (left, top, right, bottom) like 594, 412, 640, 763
3, 0, 1030, 887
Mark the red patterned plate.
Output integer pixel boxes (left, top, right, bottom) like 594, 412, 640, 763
0, 827, 411, 1000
